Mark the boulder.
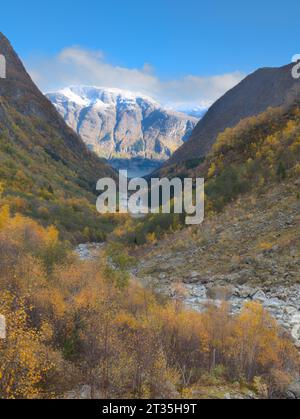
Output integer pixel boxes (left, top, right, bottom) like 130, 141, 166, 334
286, 381, 300, 399
64, 385, 92, 400
207, 285, 234, 301
252, 289, 267, 302
80, 385, 92, 399
235, 286, 255, 299
291, 313, 300, 346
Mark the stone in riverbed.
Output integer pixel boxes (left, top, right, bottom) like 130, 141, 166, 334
290, 313, 300, 347
234, 286, 255, 299
183, 271, 205, 284
252, 289, 266, 302
286, 381, 300, 399
206, 285, 234, 301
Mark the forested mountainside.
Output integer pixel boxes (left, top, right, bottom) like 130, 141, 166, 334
116, 99, 300, 244
160, 63, 300, 172
0, 33, 117, 241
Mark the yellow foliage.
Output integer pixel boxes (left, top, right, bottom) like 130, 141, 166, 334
146, 232, 157, 244
208, 162, 217, 178
46, 225, 59, 246
0, 182, 5, 198
0, 292, 53, 399
0, 208, 299, 399
0, 204, 10, 231
258, 241, 274, 251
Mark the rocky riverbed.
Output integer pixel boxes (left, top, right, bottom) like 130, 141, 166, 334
183, 281, 300, 347
135, 263, 300, 348
76, 243, 300, 348
75, 243, 105, 261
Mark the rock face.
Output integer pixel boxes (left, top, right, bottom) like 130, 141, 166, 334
47, 86, 198, 161
163, 63, 300, 168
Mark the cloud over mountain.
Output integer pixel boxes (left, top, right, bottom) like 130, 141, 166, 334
28, 46, 245, 109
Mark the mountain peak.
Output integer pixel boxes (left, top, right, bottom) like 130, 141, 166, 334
47, 85, 161, 108
47, 86, 198, 161
0, 32, 38, 89
0, 32, 61, 118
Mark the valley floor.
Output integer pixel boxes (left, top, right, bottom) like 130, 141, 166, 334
73, 181, 300, 399
109, 158, 164, 178
1, 180, 299, 399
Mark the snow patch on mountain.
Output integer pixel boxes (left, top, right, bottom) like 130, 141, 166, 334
47, 86, 198, 161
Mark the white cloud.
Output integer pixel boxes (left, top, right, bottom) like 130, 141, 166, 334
27, 46, 245, 109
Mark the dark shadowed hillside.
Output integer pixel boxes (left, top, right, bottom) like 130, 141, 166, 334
161, 63, 300, 172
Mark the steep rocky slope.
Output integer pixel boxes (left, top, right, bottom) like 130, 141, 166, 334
47, 86, 197, 161
0, 34, 115, 180
161, 63, 300, 171
0, 32, 116, 240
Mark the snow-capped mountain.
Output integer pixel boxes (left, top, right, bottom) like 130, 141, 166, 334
47, 86, 198, 161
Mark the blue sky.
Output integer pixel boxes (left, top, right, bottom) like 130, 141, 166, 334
1, 0, 299, 107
